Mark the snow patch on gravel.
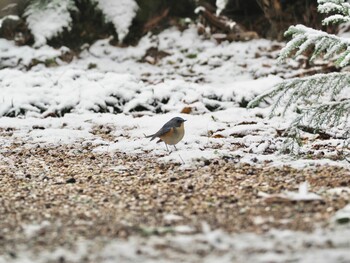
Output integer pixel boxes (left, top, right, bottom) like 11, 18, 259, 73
2, 224, 350, 263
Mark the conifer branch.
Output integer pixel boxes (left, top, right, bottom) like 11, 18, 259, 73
296, 98, 350, 129
318, 0, 350, 25
248, 1, 350, 153
279, 25, 349, 65
248, 72, 350, 114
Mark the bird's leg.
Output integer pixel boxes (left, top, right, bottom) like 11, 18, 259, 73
174, 145, 178, 151
164, 142, 169, 152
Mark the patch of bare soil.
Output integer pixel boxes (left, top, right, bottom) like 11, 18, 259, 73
0, 140, 349, 255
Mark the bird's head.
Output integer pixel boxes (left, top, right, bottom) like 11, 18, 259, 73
170, 117, 186, 127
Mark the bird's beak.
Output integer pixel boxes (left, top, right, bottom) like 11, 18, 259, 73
183, 120, 187, 122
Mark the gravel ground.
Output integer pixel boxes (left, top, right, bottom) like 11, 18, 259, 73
1, 136, 350, 262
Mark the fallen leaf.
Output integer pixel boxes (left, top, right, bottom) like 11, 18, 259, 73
181, 107, 192, 114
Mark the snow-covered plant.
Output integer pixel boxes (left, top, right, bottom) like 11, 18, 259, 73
94, 0, 138, 43
216, 0, 229, 16
24, 0, 138, 46
248, 0, 350, 152
25, 0, 76, 47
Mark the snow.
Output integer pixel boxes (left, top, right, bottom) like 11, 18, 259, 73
0, 15, 20, 28
317, 1, 350, 16
0, 69, 279, 117
259, 182, 323, 202
24, 0, 75, 47
1, 2, 349, 262
22, 221, 50, 238
1, 223, 350, 263
96, 0, 139, 42
0, 39, 62, 68
194, 6, 205, 14
163, 214, 183, 223
333, 204, 350, 224
323, 14, 350, 25
216, 0, 229, 16
0, 25, 349, 168
327, 187, 350, 196
23, 0, 139, 46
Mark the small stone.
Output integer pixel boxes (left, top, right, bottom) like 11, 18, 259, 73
203, 159, 211, 166
169, 176, 177, 182
66, 178, 76, 184
32, 125, 45, 130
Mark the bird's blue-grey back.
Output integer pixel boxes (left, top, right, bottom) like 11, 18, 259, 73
150, 126, 171, 140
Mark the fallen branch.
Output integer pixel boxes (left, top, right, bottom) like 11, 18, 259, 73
195, 6, 258, 41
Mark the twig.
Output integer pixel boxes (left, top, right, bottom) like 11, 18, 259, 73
178, 154, 185, 165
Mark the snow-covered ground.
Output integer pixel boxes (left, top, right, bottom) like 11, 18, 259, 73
1, 222, 350, 263
1, 26, 348, 167
1, 25, 350, 262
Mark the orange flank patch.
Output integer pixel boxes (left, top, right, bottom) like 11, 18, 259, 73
159, 128, 174, 142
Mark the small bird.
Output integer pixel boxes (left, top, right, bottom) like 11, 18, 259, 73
146, 117, 186, 151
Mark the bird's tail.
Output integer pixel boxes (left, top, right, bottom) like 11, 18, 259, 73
144, 133, 156, 141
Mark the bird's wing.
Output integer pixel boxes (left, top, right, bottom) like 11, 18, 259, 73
149, 126, 172, 141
